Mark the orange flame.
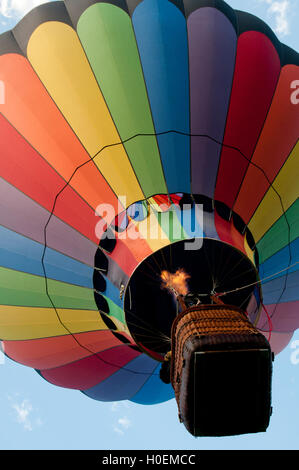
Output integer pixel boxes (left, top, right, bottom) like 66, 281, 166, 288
161, 269, 190, 296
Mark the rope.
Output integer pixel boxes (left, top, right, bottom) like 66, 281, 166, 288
217, 261, 298, 297
262, 303, 273, 343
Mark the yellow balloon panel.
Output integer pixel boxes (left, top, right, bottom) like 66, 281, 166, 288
27, 22, 144, 206
0, 305, 108, 341
249, 141, 299, 242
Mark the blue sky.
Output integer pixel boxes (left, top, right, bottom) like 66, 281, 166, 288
0, 0, 298, 451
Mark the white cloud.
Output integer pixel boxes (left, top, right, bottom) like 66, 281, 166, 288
110, 401, 130, 412
111, 402, 119, 412
113, 426, 124, 435
118, 416, 131, 429
12, 399, 33, 431
9, 396, 43, 432
259, 0, 290, 36
0, 0, 49, 19
113, 416, 131, 436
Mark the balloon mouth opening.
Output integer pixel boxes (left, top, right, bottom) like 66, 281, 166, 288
124, 238, 261, 361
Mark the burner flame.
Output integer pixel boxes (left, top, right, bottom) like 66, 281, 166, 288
161, 269, 190, 297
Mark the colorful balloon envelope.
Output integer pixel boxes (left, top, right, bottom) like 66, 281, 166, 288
0, 0, 298, 407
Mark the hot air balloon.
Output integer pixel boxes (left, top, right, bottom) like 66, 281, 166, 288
0, 0, 298, 437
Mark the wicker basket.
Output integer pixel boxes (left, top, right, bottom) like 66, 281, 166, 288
170, 305, 273, 436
